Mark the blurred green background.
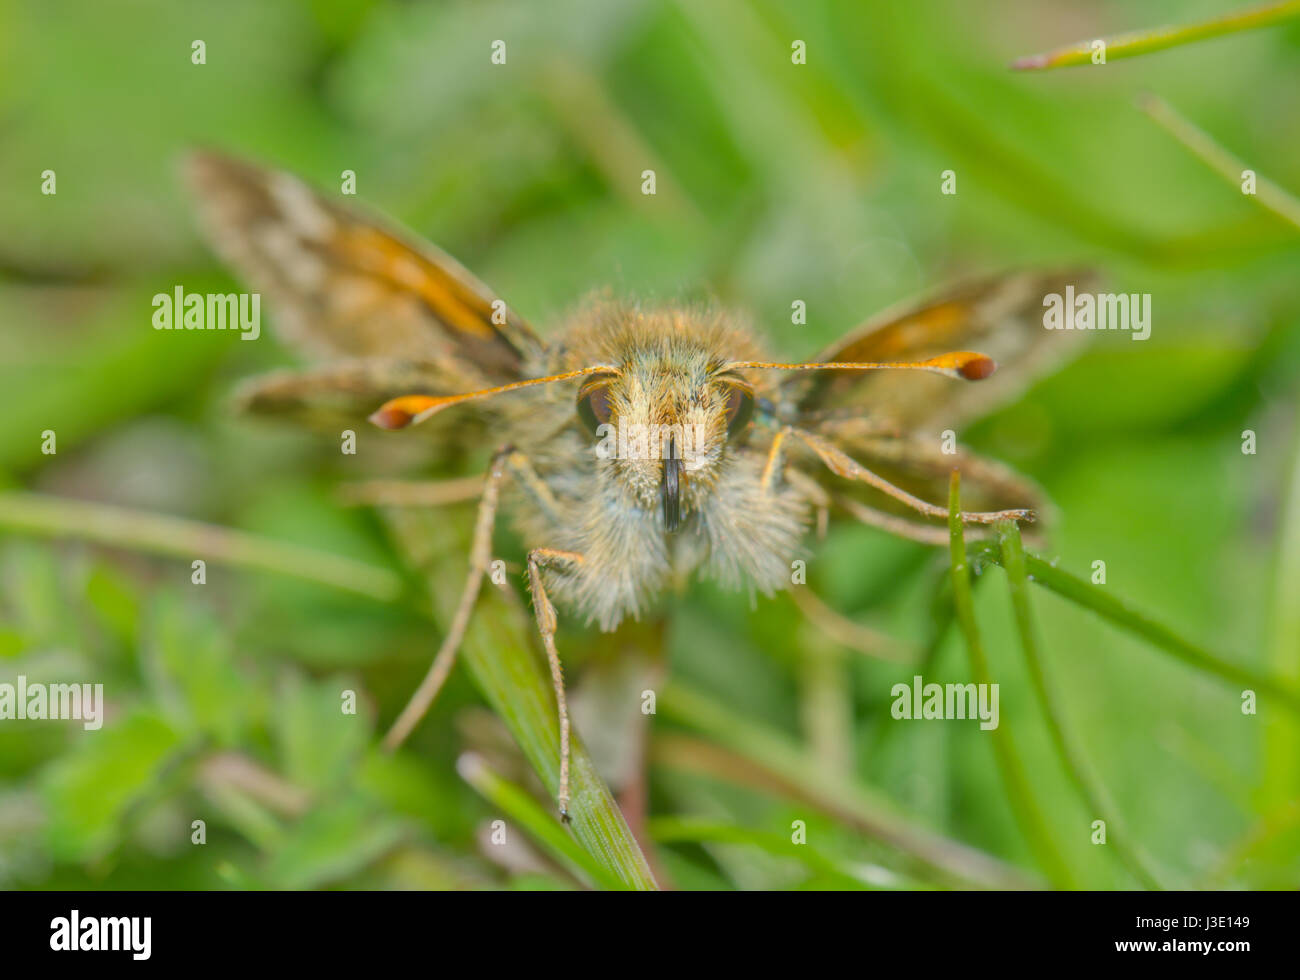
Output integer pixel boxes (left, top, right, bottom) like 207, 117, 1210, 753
1, 0, 1298, 890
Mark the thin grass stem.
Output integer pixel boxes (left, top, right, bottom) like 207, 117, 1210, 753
1138, 93, 1300, 231
656, 681, 1038, 889
948, 472, 1075, 888
0, 490, 405, 602
1012, 0, 1300, 70
997, 520, 1167, 890
963, 542, 1300, 716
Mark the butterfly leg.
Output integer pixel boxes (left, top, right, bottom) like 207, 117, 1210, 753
838, 495, 962, 545
504, 451, 563, 525
790, 427, 1033, 526
526, 547, 586, 821
382, 449, 511, 751
342, 448, 562, 514
759, 429, 789, 493
783, 466, 831, 540
761, 430, 830, 537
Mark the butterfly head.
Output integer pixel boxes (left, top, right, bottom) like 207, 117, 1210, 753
573, 348, 755, 533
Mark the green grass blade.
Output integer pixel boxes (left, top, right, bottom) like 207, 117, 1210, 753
458, 600, 659, 890
410, 514, 658, 891
649, 815, 891, 890
963, 543, 1300, 715
657, 680, 1036, 889
1011, 0, 1300, 70
0, 490, 405, 602
1138, 93, 1300, 231
948, 473, 1075, 888
458, 752, 629, 891
997, 520, 1168, 890
1262, 403, 1300, 809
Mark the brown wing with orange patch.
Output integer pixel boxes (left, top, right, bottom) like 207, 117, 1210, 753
185, 150, 543, 381
789, 270, 1094, 434
230, 357, 480, 433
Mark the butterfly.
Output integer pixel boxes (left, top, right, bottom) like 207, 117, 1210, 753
186, 150, 1087, 818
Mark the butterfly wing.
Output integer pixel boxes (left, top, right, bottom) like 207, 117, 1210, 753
787, 269, 1094, 434
782, 270, 1093, 528
185, 150, 544, 379
229, 357, 480, 434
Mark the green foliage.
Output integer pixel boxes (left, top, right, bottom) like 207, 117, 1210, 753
41, 711, 183, 863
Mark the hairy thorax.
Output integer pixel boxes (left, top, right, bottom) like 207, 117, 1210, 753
498, 301, 811, 630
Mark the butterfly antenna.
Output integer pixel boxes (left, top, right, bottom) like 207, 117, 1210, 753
371, 365, 620, 429
724, 351, 996, 380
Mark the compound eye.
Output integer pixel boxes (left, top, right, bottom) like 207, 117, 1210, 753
577, 375, 616, 434
722, 381, 754, 436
